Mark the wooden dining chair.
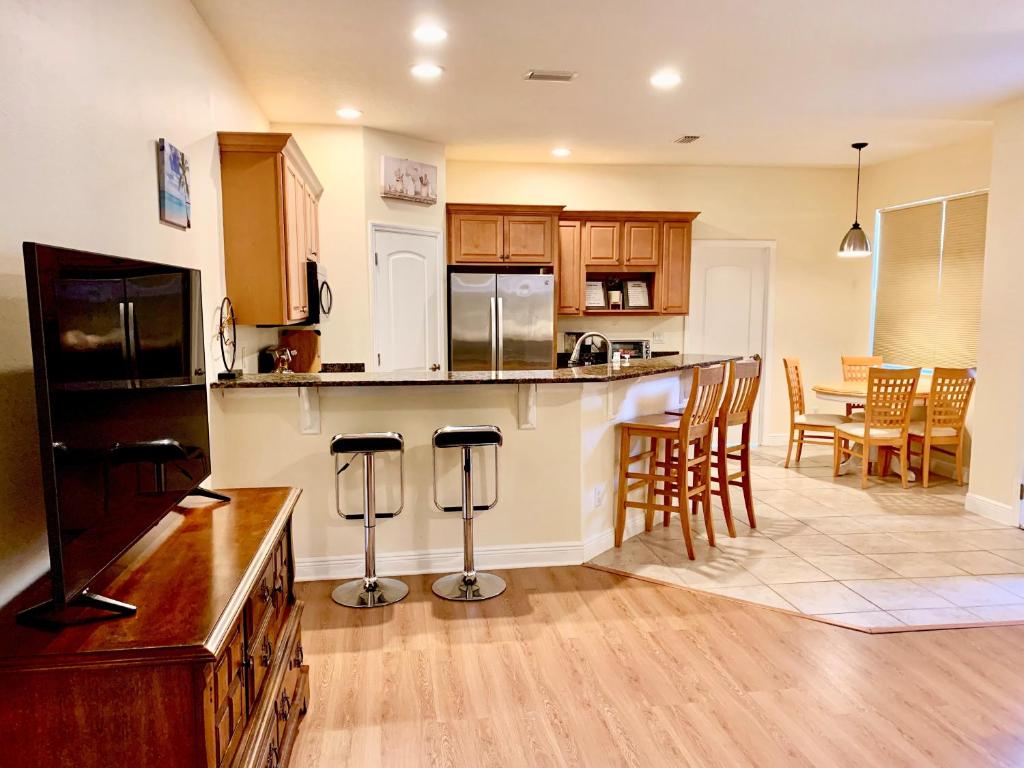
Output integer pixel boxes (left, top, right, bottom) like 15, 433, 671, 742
834, 367, 921, 489
614, 364, 726, 559
783, 357, 850, 468
905, 367, 975, 488
841, 355, 884, 417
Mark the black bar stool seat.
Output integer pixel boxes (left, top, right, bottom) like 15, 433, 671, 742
433, 426, 502, 449
330, 432, 403, 454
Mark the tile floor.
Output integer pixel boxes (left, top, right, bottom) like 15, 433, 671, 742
588, 444, 1024, 631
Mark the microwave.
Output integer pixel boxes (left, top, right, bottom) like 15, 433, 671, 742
611, 339, 651, 360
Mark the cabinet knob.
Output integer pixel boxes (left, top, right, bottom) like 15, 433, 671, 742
430, 363, 441, 371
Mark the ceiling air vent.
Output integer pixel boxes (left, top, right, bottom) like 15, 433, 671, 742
674, 135, 701, 144
523, 69, 577, 82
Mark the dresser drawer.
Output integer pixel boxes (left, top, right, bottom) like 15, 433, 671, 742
249, 556, 276, 640
211, 617, 247, 766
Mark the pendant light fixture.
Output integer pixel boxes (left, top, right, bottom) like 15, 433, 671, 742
838, 141, 871, 258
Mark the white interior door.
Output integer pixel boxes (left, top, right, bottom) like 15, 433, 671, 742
371, 225, 442, 371
684, 241, 772, 443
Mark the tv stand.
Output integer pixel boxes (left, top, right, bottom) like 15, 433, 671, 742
187, 486, 231, 502
0, 488, 307, 768
16, 589, 137, 630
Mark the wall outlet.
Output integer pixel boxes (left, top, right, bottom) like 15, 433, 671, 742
593, 484, 606, 509
653, 332, 665, 344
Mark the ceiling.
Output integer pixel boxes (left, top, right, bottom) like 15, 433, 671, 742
191, 0, 1024, 167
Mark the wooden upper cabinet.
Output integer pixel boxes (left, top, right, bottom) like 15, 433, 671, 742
451, 213, 504, 263
583, 221, 621, 265
506, 215, 553, 263
557, 221, 582, 315
283, 160, 309, 322
218, 132, 323, 326
623, 221, 660, 266
660, 221, 692, 314
447, 205, 564, 265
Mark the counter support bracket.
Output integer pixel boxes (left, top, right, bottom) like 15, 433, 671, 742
298, 387, 321, 434
517, 384, 537, 430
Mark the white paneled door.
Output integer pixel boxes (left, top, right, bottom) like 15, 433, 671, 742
684, 240, 773, 444
371, 225, 443, 372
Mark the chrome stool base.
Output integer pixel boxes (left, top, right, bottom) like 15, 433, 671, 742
431, 571, 506, 602
331, 577, 409, 608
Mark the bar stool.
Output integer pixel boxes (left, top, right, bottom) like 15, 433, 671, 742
431, 425, 505, 601
330, 432, 408, 608
613, 364, 726, 560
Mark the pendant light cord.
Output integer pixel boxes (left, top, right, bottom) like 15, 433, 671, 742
854, 147, 862, 225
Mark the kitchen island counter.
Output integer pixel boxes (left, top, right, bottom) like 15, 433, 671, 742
211, 353, 737, 389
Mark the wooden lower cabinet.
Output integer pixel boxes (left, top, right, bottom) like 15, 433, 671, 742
0, 488, 309, 768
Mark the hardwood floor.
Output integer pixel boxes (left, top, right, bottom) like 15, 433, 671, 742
292, 567, 1024, 767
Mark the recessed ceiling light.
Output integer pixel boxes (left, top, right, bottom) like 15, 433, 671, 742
650, 69, 682, 89
336, 107, 363, 120
411, 63, 444, 80
551, 147, 572, 158
413, 23, 448, 44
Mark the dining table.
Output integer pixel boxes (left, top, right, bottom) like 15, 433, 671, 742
811, 374, 933, 405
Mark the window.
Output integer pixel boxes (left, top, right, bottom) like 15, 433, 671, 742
872, 192, 987, 368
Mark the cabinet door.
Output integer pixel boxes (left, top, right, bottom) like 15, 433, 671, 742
305, 187, 320, 262
660, 222, 691, 314
505, 215, 553, 264
623, 221, 660, 266
450, 214, 503, 263
557, 221, 582, 315
283, 161, 308, 322
582, 221, 621, 266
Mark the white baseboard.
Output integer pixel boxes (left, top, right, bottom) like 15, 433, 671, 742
297, 512, 659, 581
582, 510, 649, 561
295, 540, 582, 582
966, 493, 1020, 527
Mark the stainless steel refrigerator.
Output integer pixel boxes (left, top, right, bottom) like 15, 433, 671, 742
449, 273, 555, 370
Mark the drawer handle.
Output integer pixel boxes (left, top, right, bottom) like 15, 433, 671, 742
261, 636, 274, 667
260, 583, 272, 604
294, 644, 304, 667
266, 742, 280, 768
279, 691, 291, 721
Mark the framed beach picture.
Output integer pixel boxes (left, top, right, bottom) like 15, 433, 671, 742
379, 155, 438, 205
157, 138, 191, 229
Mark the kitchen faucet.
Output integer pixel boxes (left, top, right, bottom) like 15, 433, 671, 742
567, 332, 613, 367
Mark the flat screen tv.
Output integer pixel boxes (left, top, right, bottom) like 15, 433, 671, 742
21, 243, 224, 624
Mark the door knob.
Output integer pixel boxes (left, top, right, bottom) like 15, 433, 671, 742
430, 363, 441, 371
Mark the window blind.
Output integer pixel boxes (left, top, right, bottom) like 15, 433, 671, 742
872, 193, 987, 368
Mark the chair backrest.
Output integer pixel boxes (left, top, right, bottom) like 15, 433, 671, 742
864, 367, 921, 433
783, 357, 805, 417
926, 367, 976, 434
679, 364, 726, 441
719, 357, 762, 428
842, 355, 884, 382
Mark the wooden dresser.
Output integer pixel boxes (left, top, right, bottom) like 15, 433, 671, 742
0, 487, 309, 768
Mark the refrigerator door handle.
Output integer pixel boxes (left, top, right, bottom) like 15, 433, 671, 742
489, 296, 497, 370
496, 297, 504, 371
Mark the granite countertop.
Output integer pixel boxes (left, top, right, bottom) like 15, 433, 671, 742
210, 354, 739, 389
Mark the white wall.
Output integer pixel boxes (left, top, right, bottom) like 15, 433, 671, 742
447, 160, 867, 440
861, 136, 993, 219
0, 0, 268, 606
968, 99, 1024, 524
